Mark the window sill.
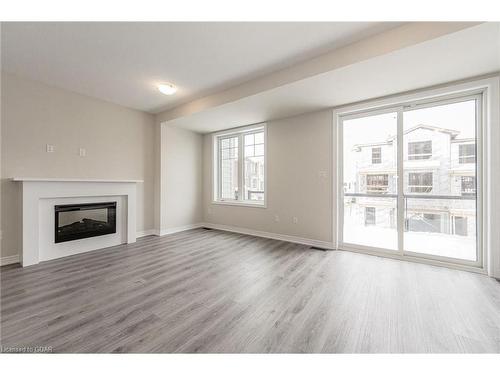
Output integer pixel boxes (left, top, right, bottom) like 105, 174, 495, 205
212, 200, 267, 208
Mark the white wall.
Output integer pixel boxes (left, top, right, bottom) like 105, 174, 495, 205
159, 123, 203, 232
202, 110, 334, 245
1, 73, 156, 258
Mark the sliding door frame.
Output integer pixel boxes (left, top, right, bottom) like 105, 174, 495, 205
335, 78, 493, 273
399, 93, 483, 268
337, 106, 403, 256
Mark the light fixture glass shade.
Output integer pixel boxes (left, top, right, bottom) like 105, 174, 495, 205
158, 83, 177, 95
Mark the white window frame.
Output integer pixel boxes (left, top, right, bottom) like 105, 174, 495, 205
212, 123, 267, 208
334, 76, 500, 275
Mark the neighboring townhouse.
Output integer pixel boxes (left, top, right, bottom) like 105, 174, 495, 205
345, 124, 476, 238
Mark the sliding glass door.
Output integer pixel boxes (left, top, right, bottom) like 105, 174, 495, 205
339, 93, 481, 266
341, 110, 398, 250
402, 98, 479, 262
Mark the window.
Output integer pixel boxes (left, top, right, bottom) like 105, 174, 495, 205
408, 141, 432, 160
461, 176, 476, 196
366, 174, 389, 193
459, 144, 475, 164
365, 207, 376, 225
406, 213, 442, 233
371, 147, 381, 164
219, 136, 239, 200
214, 125, 266, 205
244, 131, 265, 201
340, 87, 482, 264
453, 216, 468, 236
408, 172, 433, 193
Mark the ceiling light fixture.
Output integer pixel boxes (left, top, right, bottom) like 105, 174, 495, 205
158, 83, 177, 96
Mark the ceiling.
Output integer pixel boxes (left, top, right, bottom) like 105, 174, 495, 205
164, 23, 500, 133
1, 22, 401, 113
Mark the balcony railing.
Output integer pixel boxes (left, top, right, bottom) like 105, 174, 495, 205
247, 190, 264, 200
344, 192, 476, 200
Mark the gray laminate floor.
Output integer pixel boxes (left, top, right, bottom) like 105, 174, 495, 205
1, 228, 499, 353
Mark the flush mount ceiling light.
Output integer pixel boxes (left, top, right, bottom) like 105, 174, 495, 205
158, 83, 177, 96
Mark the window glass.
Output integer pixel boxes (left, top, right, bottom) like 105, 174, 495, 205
371, 147, 382, 164
215, 127, 265, 204
459, 144, 475, 164
244, 131, 265, 202
219, 136, 239, 200
408, 141, 432, 160
408, 172, 433, 193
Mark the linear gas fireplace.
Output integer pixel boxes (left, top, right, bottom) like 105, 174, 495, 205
55, 202, 117, 243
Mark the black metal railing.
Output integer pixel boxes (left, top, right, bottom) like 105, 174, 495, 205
343, 192, 476, 200
247, 190, 264, 200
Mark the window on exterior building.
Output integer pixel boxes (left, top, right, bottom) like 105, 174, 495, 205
459, 144, 475, 164
408, 172, 433, 193
371, 147, 382, 164
453, 216, 468, 236
461, 176, 476, 196
365, 207, 376, 225
214, 125, 266, 205
408, 141, 432, 160
366, 174, 389, 193
406, 213, 442, 233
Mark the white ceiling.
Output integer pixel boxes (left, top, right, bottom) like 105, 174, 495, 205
165, 23, 500, 133
1, 22, 401, 113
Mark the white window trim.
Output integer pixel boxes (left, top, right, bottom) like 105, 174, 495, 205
212, 123, 267, 208
333, 75, 500, 277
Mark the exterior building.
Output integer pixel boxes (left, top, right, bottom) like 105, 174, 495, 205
345, 124, 476, 238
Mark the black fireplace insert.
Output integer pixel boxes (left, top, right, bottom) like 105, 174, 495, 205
54, 202, 117, 243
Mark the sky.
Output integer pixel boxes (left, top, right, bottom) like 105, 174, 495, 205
342, 99, 477, 183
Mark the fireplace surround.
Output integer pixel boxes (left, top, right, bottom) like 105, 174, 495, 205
12, 177, 141, 266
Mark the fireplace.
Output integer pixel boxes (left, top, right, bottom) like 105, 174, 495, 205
55, 202, 117, 243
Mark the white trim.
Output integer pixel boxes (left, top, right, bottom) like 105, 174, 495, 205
212, 123, 265, 137
211, 200, 267, 208
1, 254, 20, 266
14, 179, 137, 267
136, 229, 156, 238
12, 177, 143, 183
201, 222, 335, 250
338, 244, 486, 275
158, 223, 205, 236
212, 123, 267, 208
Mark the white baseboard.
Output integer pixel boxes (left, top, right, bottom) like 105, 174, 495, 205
200, 222, 335, 249
137, 224, 205, 238
136, 229, 157, 238
1, 224, 330, 267
1, 254, 20, 266
159, 223, 204, 236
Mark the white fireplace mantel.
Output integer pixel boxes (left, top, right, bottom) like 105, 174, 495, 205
12, 177, 143, 183
13, 177, 142, 267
